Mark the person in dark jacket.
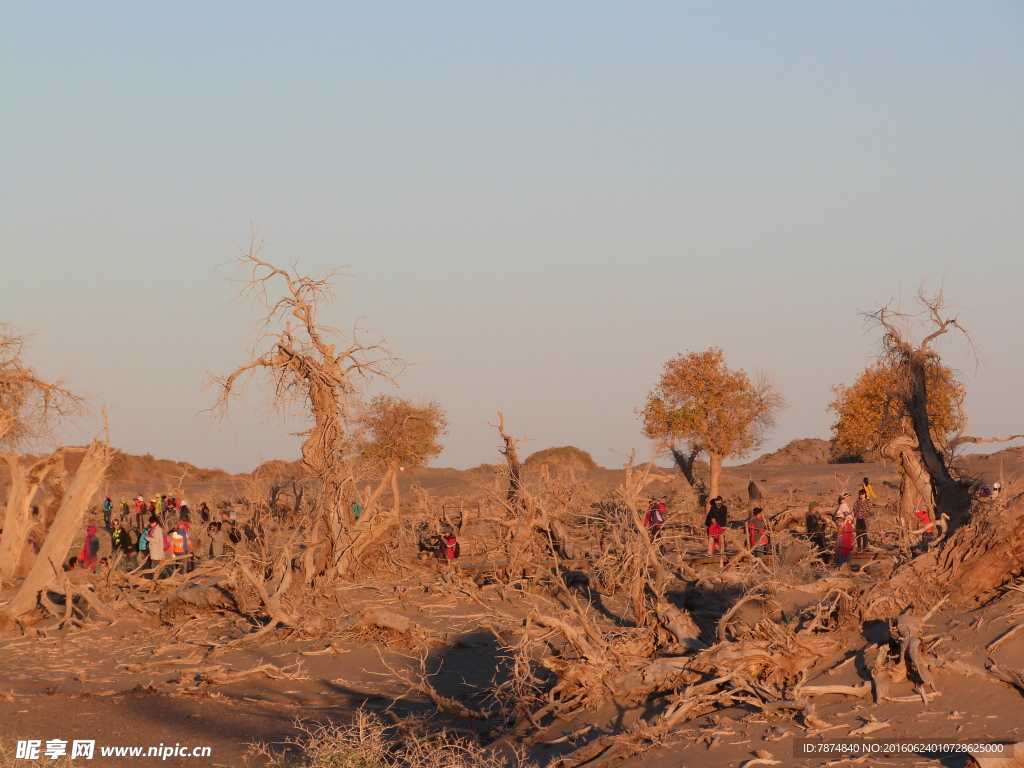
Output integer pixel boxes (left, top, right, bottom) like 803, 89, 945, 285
704, 497, 728, 556
109, 519, 134, 556
805, 500, 828, 560
852, 489, 872, 551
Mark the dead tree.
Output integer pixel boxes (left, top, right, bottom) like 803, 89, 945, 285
861, 288, 1024, 613
490, 412, 529, 513
3, 437, 111, 618
0, 450, 64, 581
0, 324, 86, 583
209, 231, 402, 581
869, 288, 1021, 531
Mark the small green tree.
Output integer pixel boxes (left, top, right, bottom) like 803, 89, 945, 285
641, 348, 783, 500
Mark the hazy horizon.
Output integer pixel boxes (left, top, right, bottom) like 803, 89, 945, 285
2, 2, 1021, 473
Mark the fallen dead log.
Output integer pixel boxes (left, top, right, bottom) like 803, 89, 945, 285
654, 600, 708, 651
608, 656, 693, 700
339, 608, 435, 641
760, 698, 830, 730
895, 613, 937, 690
988, 665, 1024, 697
794, 681, 872, 699
4, 439, 110, 618
160, 580, 238, 623
987, 623, 1024, 653
848, 719, 891, 737
200, 662, 307, 686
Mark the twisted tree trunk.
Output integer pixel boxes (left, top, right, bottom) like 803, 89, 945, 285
864, 494, 1024, 618
0, 451, 64, 581
4, 439, 110, 618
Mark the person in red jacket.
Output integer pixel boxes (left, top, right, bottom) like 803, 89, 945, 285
745, 508, 769, 558
913, 499, 935, 552
643, 498, 666, 539
705, 497, 728, 556
438, 525, 460, 561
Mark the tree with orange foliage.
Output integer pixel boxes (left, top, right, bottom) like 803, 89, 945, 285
828, 360, 966, 462
359, 395, 448, 515
641, 348, 784, 501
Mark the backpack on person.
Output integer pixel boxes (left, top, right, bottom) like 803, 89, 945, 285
138, 530, 149, 551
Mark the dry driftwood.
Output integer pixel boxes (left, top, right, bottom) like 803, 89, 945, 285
4, 439, 111, 617
655, 600, 708, 651
794, 681, 872, 699
895, 613, 936, 690
0, 450, 65, 581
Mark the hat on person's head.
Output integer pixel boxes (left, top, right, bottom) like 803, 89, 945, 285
842, 492, 851, 498
713, 496, 723, 502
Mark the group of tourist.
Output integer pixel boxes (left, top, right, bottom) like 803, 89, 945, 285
804, 479, 877, 567
67, 495, 243, 578
102, 495, 214, 533
639, 476, 931, 568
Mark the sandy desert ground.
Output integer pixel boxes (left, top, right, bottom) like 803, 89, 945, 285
1, 446, 1022, 768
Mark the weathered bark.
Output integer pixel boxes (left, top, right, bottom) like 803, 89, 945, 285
708, 452, 724, 501
491, 412, 526, 513
896, 612, 936, 690
655, 600, 707, 651
390, 461, 400, 515
864, 494, 1024, 617
330, 466, 400, 579
883, 435, 936, 546
873, 301, 974, 531
670, 446, 708, 506
0, 451, 63, 581
906, 355, 971, 530
547, 518, 578, 560
4, 439, 110, 617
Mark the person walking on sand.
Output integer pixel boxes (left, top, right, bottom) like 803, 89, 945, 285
746, 507, 769, 559
852, 488, 872, 551
102, 495, 114, 527
705, 496, 728, 556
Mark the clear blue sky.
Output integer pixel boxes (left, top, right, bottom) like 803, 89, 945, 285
2, 1, 1022, 472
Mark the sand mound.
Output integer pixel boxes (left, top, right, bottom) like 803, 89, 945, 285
524, 445, 599, 472
751, 438, 834, 466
